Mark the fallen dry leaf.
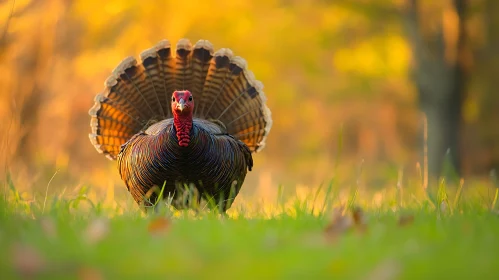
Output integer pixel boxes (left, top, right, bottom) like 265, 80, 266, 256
398, 214, 415, 227
84, 218, 110, 244
324, 206, 369, 242
324, 208, 353, 242
352, 206, 368, 234
11, 244, 46, 278
365, 259, 401, 280
147, 216, 171, 235
40, 217, 57, 239
78, 266, 104, 280
440, 201, 449, 215
352, 207, 364, 224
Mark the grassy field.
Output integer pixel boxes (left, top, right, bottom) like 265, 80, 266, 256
1, 178, 499, 280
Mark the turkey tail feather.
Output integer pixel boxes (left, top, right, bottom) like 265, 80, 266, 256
89, 38, 272, 160
191, 40, 214, 116
154, 40, 176, 118
175, 39, 193, 92
196, 51, 272, 152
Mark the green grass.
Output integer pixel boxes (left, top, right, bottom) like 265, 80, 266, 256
1, 180, 499, 280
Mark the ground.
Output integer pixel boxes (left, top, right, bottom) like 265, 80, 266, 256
1, 180, 499, 280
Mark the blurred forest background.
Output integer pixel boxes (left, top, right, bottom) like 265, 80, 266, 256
1, 0, 498, 200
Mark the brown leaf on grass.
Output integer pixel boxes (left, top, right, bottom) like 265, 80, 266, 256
78, 266, 104, 280
440, 201, 449, 215
40, 217, 57, 239
147, 216, 171, 235
324, 208, 353, 242
398, 214, 415, 227
324, 206, 368, 242
11, 244, 46, 278
84, 218, 109, 244
352, 206, 368, 234
365, 259, 401, 280
352, 206, 364, 224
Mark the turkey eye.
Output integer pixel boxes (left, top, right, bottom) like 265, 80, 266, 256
188, 96, 193, 101
172, 97, 176, 102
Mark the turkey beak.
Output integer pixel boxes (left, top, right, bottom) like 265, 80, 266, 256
177, 98, 185, 112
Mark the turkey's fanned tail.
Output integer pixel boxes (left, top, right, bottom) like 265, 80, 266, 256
89, 38, 272, 159
197, 49, 272, 152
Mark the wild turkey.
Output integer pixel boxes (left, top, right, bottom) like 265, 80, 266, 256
88, 38, 272, 211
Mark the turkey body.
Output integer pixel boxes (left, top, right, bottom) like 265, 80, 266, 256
118, 118, 253, 210
88, 38, 272, 212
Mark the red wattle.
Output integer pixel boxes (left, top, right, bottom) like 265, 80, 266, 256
173, 112, 193, 147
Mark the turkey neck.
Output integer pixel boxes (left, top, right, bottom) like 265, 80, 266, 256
173, 111, 193, 147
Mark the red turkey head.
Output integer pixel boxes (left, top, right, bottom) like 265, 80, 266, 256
171, 90, 194, 116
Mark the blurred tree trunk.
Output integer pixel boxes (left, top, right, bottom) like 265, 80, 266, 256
475, 0, 499, 173
404, 0, 468, 177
